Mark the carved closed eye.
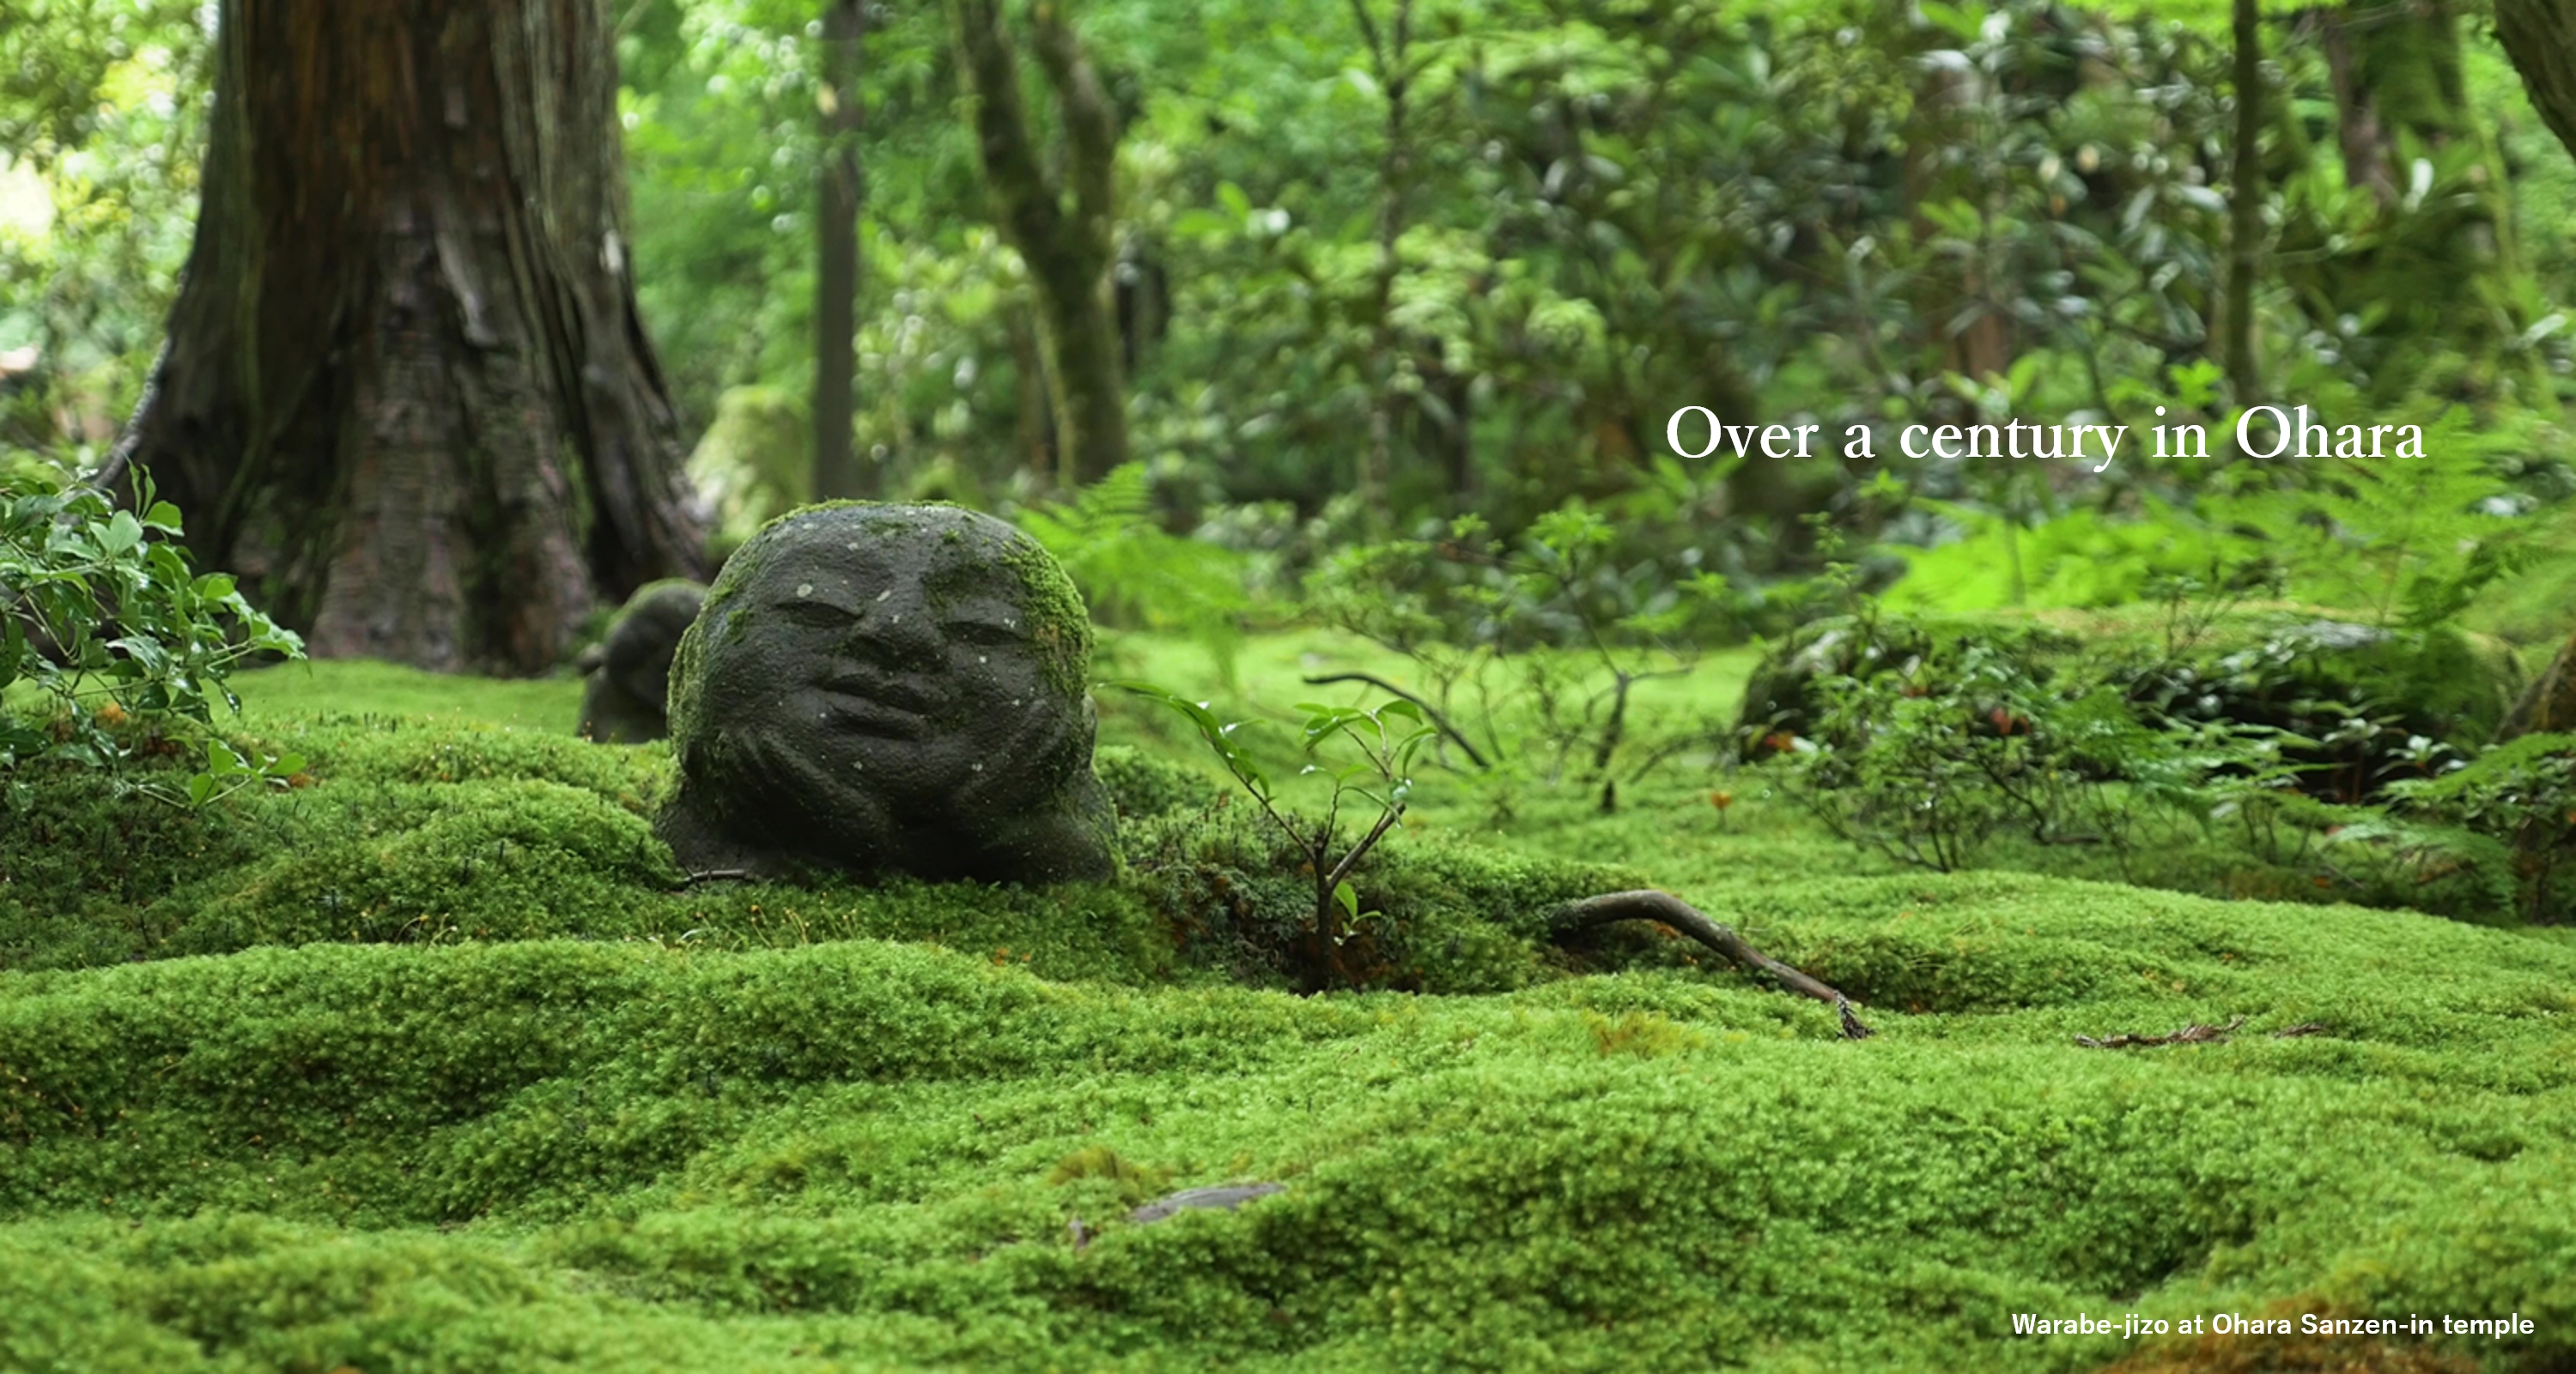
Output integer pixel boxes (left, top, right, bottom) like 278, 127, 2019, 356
775, 600, 860, 630
943, 617, 1026, 647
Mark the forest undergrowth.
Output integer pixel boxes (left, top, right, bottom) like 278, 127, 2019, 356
3, 649, 2573, 1373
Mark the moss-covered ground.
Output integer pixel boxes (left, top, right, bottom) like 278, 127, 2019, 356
3, 641, 2571, 1372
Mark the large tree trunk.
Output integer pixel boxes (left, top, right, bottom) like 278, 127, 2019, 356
813, 0, 870, 502
2500, 0, 2576, 159
2494, 0, 2576, 744
106, 0, 705, 676
947, 0, 1128, 489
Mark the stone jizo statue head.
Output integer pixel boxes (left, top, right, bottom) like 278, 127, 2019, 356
576, 580, 705, 744
656, 502, 1115, 884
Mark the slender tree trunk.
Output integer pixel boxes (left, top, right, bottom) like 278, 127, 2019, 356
2316, 10, 2396, 204
107, 0, 704, 675
1009, 304, 1056, 478
1352, 0, 1413, 527
2225, 0, 2263, 408
813, 0, 870, 500
947, 0, 1127, 489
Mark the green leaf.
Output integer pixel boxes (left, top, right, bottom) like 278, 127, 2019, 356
1333, 880, 1360, 921
192, 572, 236, 601
1107, 680, 1268, 793
186, 773, 216, 808
1170, 208, 1235, 241
141, 501, 184, 533
99, 510, 144, 556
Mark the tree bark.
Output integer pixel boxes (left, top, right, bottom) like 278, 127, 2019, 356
107, 0, 704, 676
1009, 303, 1056, 478
2225, 0, 2263, 408
1352, 0, 1413, 529
2312, 0, 2529, 398
813, 0, 870, 501
2316, 9, 2397, 204
2499, 0, 2576, 162
947, 0, 1127, 489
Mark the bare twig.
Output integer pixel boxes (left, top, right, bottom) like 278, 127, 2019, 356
1552, 891, 1872, 1037
1302, 672, 1491, 769
2075, 1015, 2247, 1049
1625, 730, 1722, 784
677, 868, 755, 887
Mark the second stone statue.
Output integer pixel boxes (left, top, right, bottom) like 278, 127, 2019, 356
657, 502, 1117, 885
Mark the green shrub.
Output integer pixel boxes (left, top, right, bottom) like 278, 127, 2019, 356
2386, 732, 2576, 923
2, 465, 306, 805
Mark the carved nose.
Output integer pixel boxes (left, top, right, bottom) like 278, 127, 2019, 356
848, 588, 940, 664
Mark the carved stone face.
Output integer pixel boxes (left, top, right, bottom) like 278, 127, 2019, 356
659, 503, 1113, 884
578, 581, 705, 744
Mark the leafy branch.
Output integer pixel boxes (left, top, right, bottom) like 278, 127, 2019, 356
3, 460, 307, 808
1110, 682, 1433, 990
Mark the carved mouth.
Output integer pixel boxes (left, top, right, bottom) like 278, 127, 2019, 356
819, 676, 938, 736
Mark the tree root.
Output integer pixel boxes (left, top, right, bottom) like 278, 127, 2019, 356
1551, 890, 1873, 1039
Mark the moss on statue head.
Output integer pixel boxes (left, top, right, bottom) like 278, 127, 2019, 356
999, 534, 1091, 702
685, 499, 1092, 705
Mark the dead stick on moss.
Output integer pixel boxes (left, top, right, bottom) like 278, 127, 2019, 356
1552, 891, 1872, 1039
2074, 1015, 2246, 1049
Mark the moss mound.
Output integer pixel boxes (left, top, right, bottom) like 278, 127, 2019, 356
4, 891, 2575, 1371
0, 709, 1632, 994
5, 665, 2574, 1371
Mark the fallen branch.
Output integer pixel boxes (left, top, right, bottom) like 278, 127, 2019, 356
2075, 1015, 2246, 1049
1070, 1182, 1287, 1253
1300, 672, 1490, 769
1551, 890, 1872, 1038
1129, 1182, 1285, 1224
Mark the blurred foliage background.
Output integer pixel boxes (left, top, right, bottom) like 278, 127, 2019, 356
10, 0, 2576, 641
